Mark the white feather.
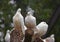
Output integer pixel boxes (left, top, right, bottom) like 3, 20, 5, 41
36, 22, 48, 37
5, 30, 10, 42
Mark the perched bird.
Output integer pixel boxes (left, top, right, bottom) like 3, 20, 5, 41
43, 34, 55, 42
25, 8, 36, 29
10, 8, 26, 42
13, 8, 25, 35
0, 32, 4, 42
36, 22, 48, 37
5, 30, 10, 42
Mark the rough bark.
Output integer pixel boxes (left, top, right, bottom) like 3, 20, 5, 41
24, 29, 34, 42
33, 38, 43, 42
10, 29, 24, 42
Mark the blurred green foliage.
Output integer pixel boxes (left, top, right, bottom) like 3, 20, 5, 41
0, 0, 60, 42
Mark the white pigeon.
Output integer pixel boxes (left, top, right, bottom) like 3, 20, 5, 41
25, 9, 36, 29
0, 32, 4, 42
43, 34, 55, 42
13, 8, 25, 35
5, 30, 10, 42
36, 22, 48, 37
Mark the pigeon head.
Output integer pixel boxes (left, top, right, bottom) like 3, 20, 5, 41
27, 11, 31, 15
17, 8, 21, 12
40, 22, 46, 24
50, 34, 54, 38
27, 10, 34, 15
7, 30, 10, 33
